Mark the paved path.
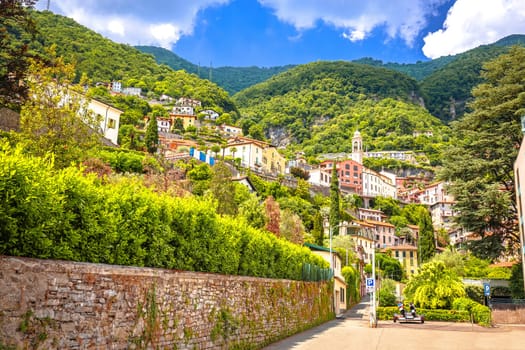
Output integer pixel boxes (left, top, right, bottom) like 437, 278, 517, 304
262, 297, 525, 350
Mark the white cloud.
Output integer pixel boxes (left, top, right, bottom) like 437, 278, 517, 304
258, 0, 450, 46
38, 0, 230, 48
423, 0, 525, 59
149, 23, 181, 49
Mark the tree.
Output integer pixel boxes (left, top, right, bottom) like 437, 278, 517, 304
0, 0, 37, 110
144, 115, 159, 153
290, 167, 310, 180
509, 261, 525, 299
439, 46, 525, 260
209, 161, 236, 215
403, 261, 466, 309
238, 194, 265, 229
376, 252, 404, 281
329, 162, 340, 235
19, 53, 101, 169
151, 104, 168, 117
230, 146, 237, 160
371, 196, 401, 217
211, 145, 221, 159
172, 118, 184, 132
311, 211, 324, 246
187, 163, 212, 195
264, 195, 280, 236
248, 123, 265, 140
418, 207, 435, 264
430, 250, 466, 277
280, 209, 304, 245
329, 235, 355, 267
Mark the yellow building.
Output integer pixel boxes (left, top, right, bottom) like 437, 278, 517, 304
305, 243, 347, 315
387, 245, 419, 278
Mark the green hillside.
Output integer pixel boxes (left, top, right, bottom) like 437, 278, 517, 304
419, 42, 521, 122
31, 11, 237, 114
232, 61, 449, 164
352, 56, 456, 81
355, 35, 525, 122
136, 45, 294, 95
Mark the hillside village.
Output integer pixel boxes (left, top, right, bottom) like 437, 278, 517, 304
87, 81, 464, 283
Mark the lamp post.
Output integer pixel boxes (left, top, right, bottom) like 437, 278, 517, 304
370, 245, 377, 328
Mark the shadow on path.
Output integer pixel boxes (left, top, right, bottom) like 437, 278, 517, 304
262, 294, 371, 349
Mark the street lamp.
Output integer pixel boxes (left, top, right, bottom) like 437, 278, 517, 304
370, 245, 377, 328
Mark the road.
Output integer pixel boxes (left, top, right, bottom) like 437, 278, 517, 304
262, 298, 525, 350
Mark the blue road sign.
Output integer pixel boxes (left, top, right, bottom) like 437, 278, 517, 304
483, 283, 490, 296
366, 278, 375, 288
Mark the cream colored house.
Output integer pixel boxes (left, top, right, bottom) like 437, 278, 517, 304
514, 130, 525, 291
342, 220, 375, 265
305, 243, 347, 315
86, 98, 122, 145
224, 136, 286, 175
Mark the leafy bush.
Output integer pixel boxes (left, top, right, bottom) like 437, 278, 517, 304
0, 143, 328, 280
378, 278, 398, 307
379, 289, 397, 307
98, 148, 146, 173
403, 261, 466, 309
452, 297, 491, 326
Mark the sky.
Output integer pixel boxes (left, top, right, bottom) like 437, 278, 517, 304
37, 0, 525, 68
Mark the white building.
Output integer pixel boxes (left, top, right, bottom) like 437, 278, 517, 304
87, 98, 122, 145
418, 182, 456, 230
122, 87, 142, 96
362, 167, 397, 199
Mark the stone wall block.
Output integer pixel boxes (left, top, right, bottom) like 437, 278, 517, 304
0, 255, 332, 349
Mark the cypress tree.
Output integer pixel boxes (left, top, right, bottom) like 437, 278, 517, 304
418, 208, 435, 263
145, 115, 159, 154
329, 161, 340, 236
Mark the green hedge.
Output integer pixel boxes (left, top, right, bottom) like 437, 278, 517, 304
452, 297, 492, 326
0, 143, 328, 279
377, 306, 470, 322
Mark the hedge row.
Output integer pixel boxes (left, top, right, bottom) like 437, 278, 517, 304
452, 298, 492, 326
0, 142, 328, 279
377, 306, 470, 323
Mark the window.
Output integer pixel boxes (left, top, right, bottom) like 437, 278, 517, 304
107, 118, 116, 129
345, 164, 350, 170
340, 287, 345, 302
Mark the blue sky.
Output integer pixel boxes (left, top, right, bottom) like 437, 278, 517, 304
38, 0, 525, 67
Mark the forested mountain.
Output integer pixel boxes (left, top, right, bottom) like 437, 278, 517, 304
352, 56, 456, 81
136, 45, 294, 95
354, 35, 525, 122
232, 61, 449, 164
419, 36, 525, 122
31, 11, 238, 115
139, 34, 525, 124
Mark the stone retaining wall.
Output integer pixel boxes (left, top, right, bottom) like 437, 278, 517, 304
0, 256, 333, 349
